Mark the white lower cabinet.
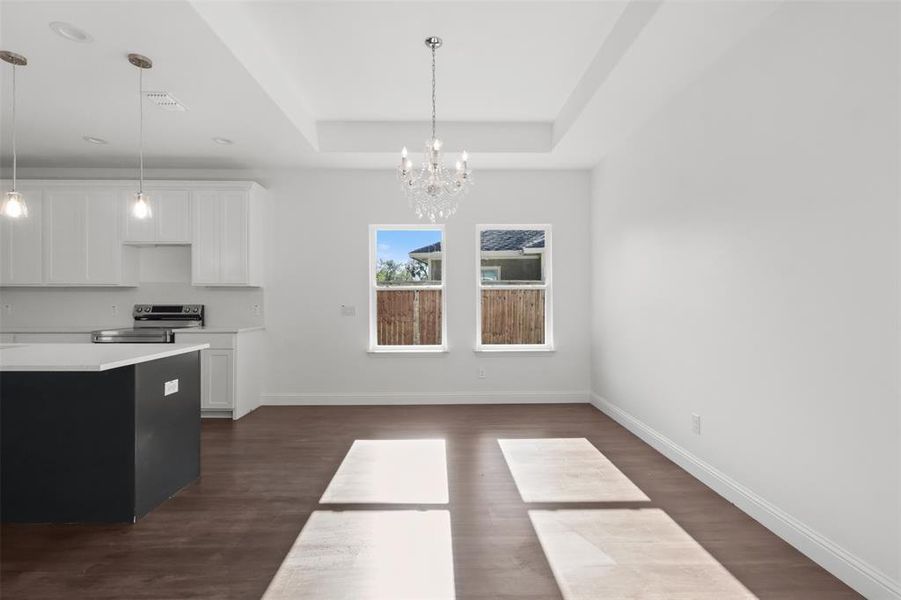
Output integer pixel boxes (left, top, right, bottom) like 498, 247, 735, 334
175, 329, 264, 419
202, 349, 234, 413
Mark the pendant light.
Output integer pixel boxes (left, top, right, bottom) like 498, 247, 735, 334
128, 53, 152, 220
0, 51, 28, 219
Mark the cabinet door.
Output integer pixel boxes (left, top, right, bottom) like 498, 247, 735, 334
0, 189, 43, 285
219, 191, 248, 284
191, 191, 221, 284
85, 190, 121, 284
155, 190, 192, 243
44, 190, 88, 284
201, 349, 234, 410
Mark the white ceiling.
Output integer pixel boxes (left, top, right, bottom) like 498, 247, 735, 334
0, 0, 783, 171
236, 2, 623, 121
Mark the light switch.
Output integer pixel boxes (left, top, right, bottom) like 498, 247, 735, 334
164, 379, 179, 396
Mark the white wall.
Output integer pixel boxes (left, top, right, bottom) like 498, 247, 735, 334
262, 168, 591, 403
590, 2, 899, 597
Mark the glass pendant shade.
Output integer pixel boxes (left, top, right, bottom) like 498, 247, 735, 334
0, 191, 27, 219
131, 192, 151, 219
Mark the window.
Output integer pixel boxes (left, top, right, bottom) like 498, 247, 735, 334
369, 225, 446, 351
480, 266, 501, 281
476, 225, 552, 350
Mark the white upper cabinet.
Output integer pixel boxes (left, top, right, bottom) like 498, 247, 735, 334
191, 185, 264, 287
0, 188, 43, 285
44, 188, 136, 286
122, 189, 192, 244
0, 180, 264, 288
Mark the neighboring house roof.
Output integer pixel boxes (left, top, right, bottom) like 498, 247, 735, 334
409, 230, 545, 255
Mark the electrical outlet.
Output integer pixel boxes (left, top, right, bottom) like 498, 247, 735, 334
478, 367, 487, 379
691, 413, 701, 435
251, 304, 262, 316
111, 304, 119, 315
340, 305, 356, 317
2, 304, 11, 315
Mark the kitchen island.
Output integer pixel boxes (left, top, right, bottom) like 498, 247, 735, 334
0, 343, 209, 523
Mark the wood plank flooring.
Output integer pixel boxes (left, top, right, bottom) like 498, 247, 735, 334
0, 404, 861, 599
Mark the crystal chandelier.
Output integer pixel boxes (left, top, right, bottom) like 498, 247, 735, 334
397, 36, 472, 222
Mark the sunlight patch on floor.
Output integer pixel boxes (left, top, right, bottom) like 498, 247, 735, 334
261, 510, 455, 600
498, 438, 650, 502
529, 509, 757, 600
320, 439, 449, 504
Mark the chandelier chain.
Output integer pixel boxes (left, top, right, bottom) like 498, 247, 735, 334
431, 45, 437, 141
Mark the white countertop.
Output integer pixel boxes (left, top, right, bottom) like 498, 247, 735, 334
0, 325, 264, 334
173, 326, 265, 334
0, 326, 115, 334
0, 343, 210, 372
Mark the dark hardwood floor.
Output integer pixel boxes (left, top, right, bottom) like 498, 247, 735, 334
1, 404, 860, 599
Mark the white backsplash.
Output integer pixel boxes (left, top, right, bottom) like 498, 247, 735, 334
0, 246, 264, 330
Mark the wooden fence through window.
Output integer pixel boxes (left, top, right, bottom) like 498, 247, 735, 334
377, 289, 442, 345
481, 288, 545, 345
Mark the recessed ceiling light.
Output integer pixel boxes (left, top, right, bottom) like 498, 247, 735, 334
82, 136, 108, 145
49, 21, 93, 44
212, 137, 234, 145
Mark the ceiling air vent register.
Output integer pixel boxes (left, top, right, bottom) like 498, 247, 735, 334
144, 91, 187, 112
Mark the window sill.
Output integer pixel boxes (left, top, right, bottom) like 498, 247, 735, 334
368, 347, 448, 355
474, 346, 555, 354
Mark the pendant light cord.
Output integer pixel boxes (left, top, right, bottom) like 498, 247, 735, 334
11, 64, 16, 193
138, 66, 144, 195
431, 45, 437, 141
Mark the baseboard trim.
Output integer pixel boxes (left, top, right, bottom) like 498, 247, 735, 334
262, 390, 590, 406
589, 393, 900, 600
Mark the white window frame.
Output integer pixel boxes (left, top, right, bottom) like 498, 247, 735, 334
475, 224, 554, 352
369, 224, 447, 353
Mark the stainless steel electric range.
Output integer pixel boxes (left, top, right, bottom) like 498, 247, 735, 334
91, 304, 204, 343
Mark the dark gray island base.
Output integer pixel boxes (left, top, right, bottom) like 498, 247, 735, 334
1, 351, 201, 523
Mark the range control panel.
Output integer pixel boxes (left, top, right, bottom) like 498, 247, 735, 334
132, 304, 205, 323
